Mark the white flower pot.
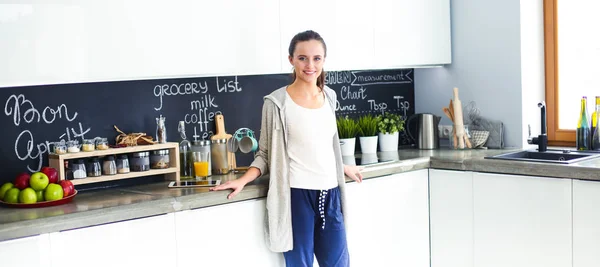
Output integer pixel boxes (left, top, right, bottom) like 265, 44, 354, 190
359, 136, 378, 154
339, 138, 356, 156
378, 132, 399, 152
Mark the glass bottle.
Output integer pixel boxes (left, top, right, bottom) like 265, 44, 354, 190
577, 96, 591, 150
178, 121, 193, 179
156, 115, 167, 144
593, 97, 600, 150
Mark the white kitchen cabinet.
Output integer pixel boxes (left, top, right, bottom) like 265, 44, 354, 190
0, 234, 52, 267
429, 169, 474, 267
573, 179, 600, 267
373, 0, 451, 67
175, 199, 283, 267
48, 213, 177, 267
279, 0, 375, 72
472, 172, 572, 267
345, 169, 430, 267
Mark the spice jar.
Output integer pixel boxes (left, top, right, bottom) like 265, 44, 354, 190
87, 157, 102, 177
72, 159, 87, 179
150, 149, 170, 169
82, 139, 95, 152
53, 141, 67, 155
211, 138, 230, 174
67, 140, 81, 153
131, 152, 150, 172
116, 154, 130, 174
103, 156, 117, 175
96, 138, 109, 150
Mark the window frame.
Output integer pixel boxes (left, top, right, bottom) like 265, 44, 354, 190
544, 0, 576, 146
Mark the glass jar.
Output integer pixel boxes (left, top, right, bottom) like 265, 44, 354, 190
87, 157, 102, 177
211, 138, 230, 174
103, 155, 117, 175
131, 152, 150, 172
67, 140, 81, 153
82, 139, 96, 152
193, 140, 212, 176
53, 141, 67, 155
72, 159, 87, 179
96, 138, 109, 150
449, 124, 471, 149
150, 149, 170, 169
116, 154, 130, 174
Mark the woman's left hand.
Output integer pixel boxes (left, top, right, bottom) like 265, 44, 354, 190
344, 165, 365, 183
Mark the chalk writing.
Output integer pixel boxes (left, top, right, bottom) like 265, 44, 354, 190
351, 70, 413, 86
154, 81, 209, 111
368, 99, 388, 113
340, 86, 367, 100
5, 94, 77, 126
325, 71, 352, 85
217, 76, 242, 93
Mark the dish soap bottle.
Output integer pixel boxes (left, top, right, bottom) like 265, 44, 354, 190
178, 121, 193, 179
577, 96, 591, 150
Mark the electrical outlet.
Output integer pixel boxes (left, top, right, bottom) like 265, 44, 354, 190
439, 125, 453, 139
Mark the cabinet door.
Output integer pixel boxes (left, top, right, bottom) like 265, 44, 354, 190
573, 179, 600, 267
345, 169, 429, 267
373, 0, 451, 67
472, 172, 572, 267
175, 199, 283, 267
0, 234, 52, 267
429, 169, 474, 267
49, 213, 177, 267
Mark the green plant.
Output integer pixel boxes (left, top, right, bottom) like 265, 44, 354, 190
376, 112, 405, 134
357, 114, 378, 137
336, 116, 359, 139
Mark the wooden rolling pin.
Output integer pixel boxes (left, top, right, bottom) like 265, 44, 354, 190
452, 87, 465, 149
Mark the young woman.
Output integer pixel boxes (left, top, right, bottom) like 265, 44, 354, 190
210, 30, 364, 267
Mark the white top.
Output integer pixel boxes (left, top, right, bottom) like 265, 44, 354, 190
285, 91, 338, 190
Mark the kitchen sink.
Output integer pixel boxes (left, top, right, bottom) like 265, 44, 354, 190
484, 150, 600, 164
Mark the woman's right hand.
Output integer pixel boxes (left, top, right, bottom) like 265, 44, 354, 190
210, 178, 247, 199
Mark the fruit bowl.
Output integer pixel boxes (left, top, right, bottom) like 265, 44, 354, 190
0, 190, 78, 208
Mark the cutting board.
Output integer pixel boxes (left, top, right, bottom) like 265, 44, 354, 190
212, 114, 236, 170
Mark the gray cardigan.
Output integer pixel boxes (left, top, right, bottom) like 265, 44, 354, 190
250, 85, 349, 252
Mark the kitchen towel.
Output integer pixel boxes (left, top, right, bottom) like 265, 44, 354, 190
470, 116, 504, 148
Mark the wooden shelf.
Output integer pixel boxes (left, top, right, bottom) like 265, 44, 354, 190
48, 143, 178, 160
70, 167, 179, 185
48, 142, 180, 186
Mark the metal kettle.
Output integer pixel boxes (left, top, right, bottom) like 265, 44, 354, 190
406, 113, 441, 149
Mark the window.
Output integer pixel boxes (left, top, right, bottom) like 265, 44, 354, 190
544, 0, 599, 146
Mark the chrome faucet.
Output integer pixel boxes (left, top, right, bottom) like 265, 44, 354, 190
527, 101, 548, 152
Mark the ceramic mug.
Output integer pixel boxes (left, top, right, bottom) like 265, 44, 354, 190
236, 129, 258, 153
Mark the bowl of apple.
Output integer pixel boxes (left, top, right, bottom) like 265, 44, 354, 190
0, 167, 77, 208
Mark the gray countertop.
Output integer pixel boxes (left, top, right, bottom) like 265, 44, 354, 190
2, 147, 600, 242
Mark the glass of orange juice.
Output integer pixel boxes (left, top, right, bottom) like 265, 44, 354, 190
193, 151, 210, 178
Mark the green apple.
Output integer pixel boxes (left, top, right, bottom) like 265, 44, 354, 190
18, 188, 37, 204
44, 183, 63, 201
35, 190, 44, 202
0, 182, 14, 200
4, 188, 20, 203
29, 172, 49, 191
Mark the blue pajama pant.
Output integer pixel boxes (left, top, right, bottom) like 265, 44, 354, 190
284, 187, 350, 267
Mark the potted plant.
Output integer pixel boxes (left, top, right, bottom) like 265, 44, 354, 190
336, 116, 359, 156
357, 114, 379, 154
376, 112, 405, 151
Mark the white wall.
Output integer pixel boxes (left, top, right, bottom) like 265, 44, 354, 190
415, 0, 545, 148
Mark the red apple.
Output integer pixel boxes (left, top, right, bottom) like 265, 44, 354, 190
13, 172, 30, 190
59, 180, 74, 197
41, 167, 59, 184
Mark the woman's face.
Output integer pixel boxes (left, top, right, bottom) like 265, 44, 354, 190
289, 40, 326, 85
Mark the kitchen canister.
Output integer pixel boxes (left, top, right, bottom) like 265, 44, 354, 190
211, 138, 230, 174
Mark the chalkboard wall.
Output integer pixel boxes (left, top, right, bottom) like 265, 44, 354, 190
0, 69, 414, 184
